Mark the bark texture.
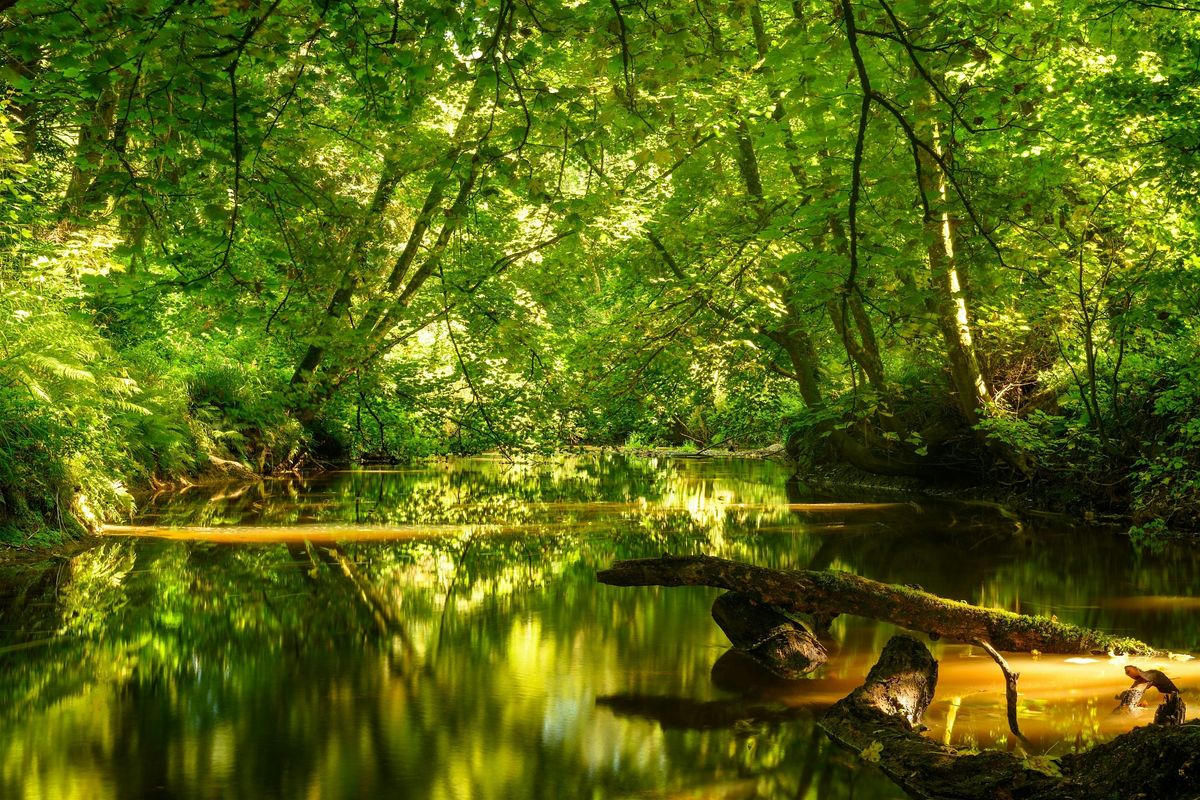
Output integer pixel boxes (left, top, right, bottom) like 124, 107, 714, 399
711, 591, 827, 679
598, 555, 1158, 655
1154, 693, 1187, 726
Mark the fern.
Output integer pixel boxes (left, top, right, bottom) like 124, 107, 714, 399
23, 352, 96, 383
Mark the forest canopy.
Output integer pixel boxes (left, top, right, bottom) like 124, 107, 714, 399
1, 0, 1199, 542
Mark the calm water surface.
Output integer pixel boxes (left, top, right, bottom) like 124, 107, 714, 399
2, 453, 1198, 799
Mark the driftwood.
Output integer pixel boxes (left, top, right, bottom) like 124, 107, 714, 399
821, 635, 1200, 800
711, 591, 827, 679
1126, 664, 1181, 693
1155, 693, 1187, 726
973, 638, 1029, 743
598, 555, 1158, 655
1115, 665, 1188, 725
1114, 680, 1153, 715
598, 556, 1196, 799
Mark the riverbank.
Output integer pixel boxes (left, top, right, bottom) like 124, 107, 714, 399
617, 445, 1148, 533
0, 533, 104, 568
2, 444, 1190, 562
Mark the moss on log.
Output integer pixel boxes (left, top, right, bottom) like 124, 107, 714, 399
597, 555, 1158, 655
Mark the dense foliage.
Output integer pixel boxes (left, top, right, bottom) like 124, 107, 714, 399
2, 0, 1199, 540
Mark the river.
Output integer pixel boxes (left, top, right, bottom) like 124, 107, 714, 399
1, 453, 1197, 799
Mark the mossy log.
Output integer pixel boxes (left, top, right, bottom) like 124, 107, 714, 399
598, 555, 1158, 655
820, 635, 1200, 800
711, 591, 827, 679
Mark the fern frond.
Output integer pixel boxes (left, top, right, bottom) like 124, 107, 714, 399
18, 374, 50, 401
111, 399, 152, 416
23, 353, 95, 383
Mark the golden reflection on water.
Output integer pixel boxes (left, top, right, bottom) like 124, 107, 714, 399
1100, 595, 1200, 610
103, 523, 468, 542
4, 455, 1200, 799
793, 643, 1200, 750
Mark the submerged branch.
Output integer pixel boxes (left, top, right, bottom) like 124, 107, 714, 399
973, 637, 1030, 743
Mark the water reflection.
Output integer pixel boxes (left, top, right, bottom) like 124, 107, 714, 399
1, 453, 1198, 799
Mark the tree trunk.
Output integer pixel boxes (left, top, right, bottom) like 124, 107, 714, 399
5, 52, 39, 163
287, 60, 493, 414
597, 555, 1159, 655
711, 591, 827, 679
822, 212, 889, 393
61, 82, 119, 220
750, 10, 897, 455
764, 1, 890, 398
915, 92, 1032, 475
917, 112, 991, 427
288, 158, 405, 393
826, 293, 886, 390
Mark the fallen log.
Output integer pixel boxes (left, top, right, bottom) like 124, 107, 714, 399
598, 555, 1158, 655
820, 635, 1200, 800
711, 591, 827, 679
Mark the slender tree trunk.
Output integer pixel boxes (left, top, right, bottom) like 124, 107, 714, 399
916, 99, 1032, 474
289, 158, 405, 390
753, 6, 890, 398
287, 68, 490, 413
731, 113, 764, 203
768, 320, 824, 409
913, 87, 996, 430
293, 153, 485, 418
6, 54, 39, 163
61, 82, 119, 220
823, 215, 887, 390
360, 154, 483, 350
